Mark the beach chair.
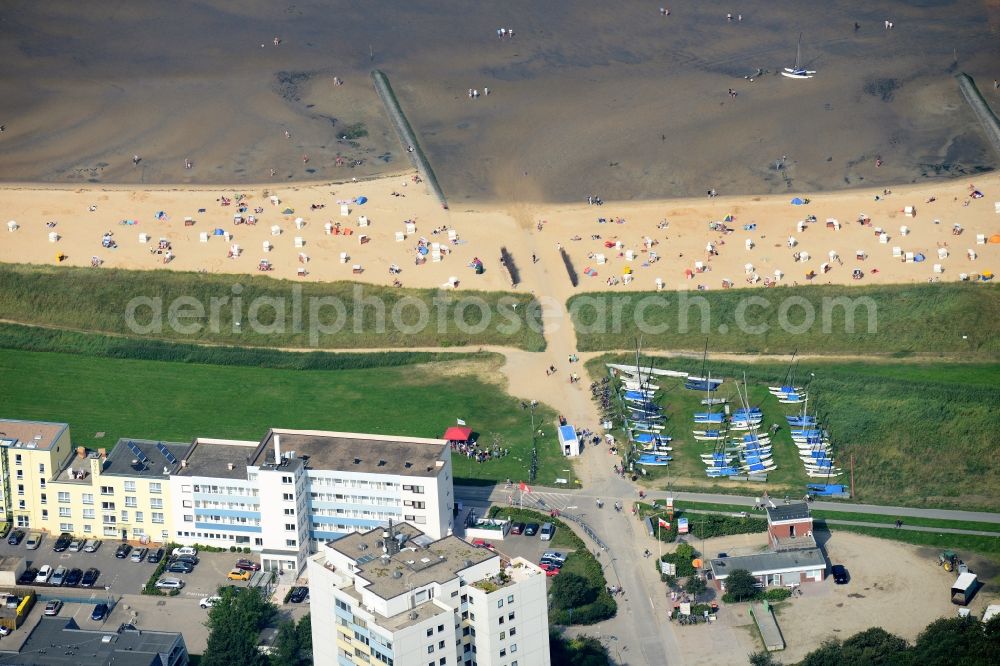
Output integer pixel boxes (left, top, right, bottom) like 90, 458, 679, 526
787, 236, 797, 247
933, 264, 943, 273
976, 234, 986, 245
223, 232, 232, 241
879, 233, 889, 244
405, 222, 416, 234
695, 261, 705, 272
358, 216, 369, 227
324, 223, 334, 235
6, 221, 17, 232
359, 234, 370, 245
139, 233, 150, 244
448, 276, 459, 288
596, 253, 606, 265
340, 204, 350, 217
271, 225, 282, 236
745, 239, 754, 250
937, 248, 948, 260
892, 246, 901, 258
395, 232, 405, 242
744, 263, 754, 273
352, 264, 364, 274
905, 252, 914, 263
297, 267, 307, 277
48, 232, 59, 243
856, 249, 866, 260
774, 269, 783, 281
269, 195, 280, 206
904, 206, 915, 217
625, 249, 635, 261
796, 221, 806, 232
340, 252, 349, 264
294, 236, 304, 248
230, 244, 241, 257
799, 251, 810, 262
623, 273, 632, 285
655, 277, 664, 290
448, 229, 458, 242
828, 250, 838, 261
821, 262, 830, 273
295, 217, 305, 229
968, 249, 977, 260
263, 241, 272, 252
432, 250, 442, 262
900, 225, 909, 236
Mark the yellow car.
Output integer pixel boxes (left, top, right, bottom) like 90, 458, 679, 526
226, 569, 252, 581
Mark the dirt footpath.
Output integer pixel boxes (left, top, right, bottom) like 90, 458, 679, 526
668, 530, 995, 664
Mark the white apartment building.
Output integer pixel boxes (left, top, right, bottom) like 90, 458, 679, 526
169, 428, 455, 573
307, 522, 551, 666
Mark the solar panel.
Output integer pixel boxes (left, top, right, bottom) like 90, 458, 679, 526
157, 442, 179, 465
127, 440, 149, 464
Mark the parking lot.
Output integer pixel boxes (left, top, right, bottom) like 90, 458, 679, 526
478, 525, 577, 569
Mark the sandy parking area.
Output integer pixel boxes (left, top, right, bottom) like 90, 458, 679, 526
668, 529, 996, 664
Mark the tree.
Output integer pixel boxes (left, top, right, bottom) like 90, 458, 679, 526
724, 569, 758, 602
748, 651, 780, 666
549, 629, 611, 666
684, 575, 707, 599
202, 588, 277, 666
296, 613, 312, 658
910, 616, 998, 666
551, 572, 597, 609
272, 620, 302, 666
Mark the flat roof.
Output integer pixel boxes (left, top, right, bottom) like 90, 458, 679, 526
1, 617, 184, 665
709, 548, 827, 578
99, 439, 189, 479
174, 438, 258, 479
329, 523, 495, 600
254, 429, 447, 477
766, 503, 812, 523
0, 419, 68, 451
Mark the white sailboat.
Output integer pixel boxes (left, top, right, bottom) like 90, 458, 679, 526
782, 33, 816, 79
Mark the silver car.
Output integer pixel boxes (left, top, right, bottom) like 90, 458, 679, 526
155, 577, 185, 590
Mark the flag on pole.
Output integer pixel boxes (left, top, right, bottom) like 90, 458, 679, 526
456, 418, 466, 425
658, 518, 671, 529
518, 482, 531, 493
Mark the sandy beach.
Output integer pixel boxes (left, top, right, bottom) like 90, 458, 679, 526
2, 172, 997, 297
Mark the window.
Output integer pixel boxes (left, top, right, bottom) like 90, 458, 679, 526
58, 492, 70, 503
184, 515, 193, 522
59, 507, 71, 518
499, 631, 505, 640
39, 463, 46, 474
82, 493, 94, 505
284, 508, 295, 515
152, 512, 164, 524
285, 523, 296, 531
124, 480, 136, 492
286, 539, 296, 547
40, 492, 47, 504
438, 624, 444, 633
17, 500, 25, 510
59, 522, 72, 532
41, 510, 48, 520
101, 502, 115, 511
497, 600, 503, 608
17, 484, 24, 496
507, 594, 514, 603
135, 511, 144, 523
39, 479, 46, 489
510, 644, 517, 653
84, 525, 92, 533
508, 612, 515, 621
427, 646, 434, 654
149, 482, 161, 494
500, 649, 506, 657
499, 617, 504, 625
100, 486, 114, 495
438, 640, 445, 649
509, 627, 516, 636
83, 508, 95, 519
150, 498, 163, 509
426, 629, 433, 637
182, 500, 193, 508
103, 515, 116, 524
15, 515, 28, 527
14, 454, 21, 465
103, 526, 118, 537
282, 475, 293, 484
282, 493, 293, 501
125, 496, 138, 508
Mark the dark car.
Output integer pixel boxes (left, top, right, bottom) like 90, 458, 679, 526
831, 564, 849, 585
53, 532, 73, 552
166, 561, 194, 574
510, 522, 526, 535
172, 554, 199, 566
114, 543, 132, 559
17, 568, 38, 586
64, 568, 83, 587
288, 587, 309, 603
539, 558, 563, 569
523, 523, 540, 536
81, 568, 101, 587
147, 548, 165, 564
7, 529, 25, 546
91, 603, 109, 621
235, 558, 261, 572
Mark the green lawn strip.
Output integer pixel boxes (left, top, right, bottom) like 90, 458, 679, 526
589, 353, 1000, 512
0, 263, 546, 350
815, 522, 1000, 559
812, 509, 1000, 533
568, 283, 1000, 356
0, 347, 563, 484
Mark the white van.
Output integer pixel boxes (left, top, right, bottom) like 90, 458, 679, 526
540, 523, 555, 541
171, 546, 198, 558
35, 565, 53, 584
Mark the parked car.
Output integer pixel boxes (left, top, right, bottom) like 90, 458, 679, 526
53, 533, 73, 552
539, 523, 555, 541
234, 558, 261, 572
200, 596, 222, 609
83, 539, 101, 553
91, 603, 109, 621
831, 564, 850, 585
0, 626, 10, 637
81, 568, 101, 587
7, 529, 25, 546
171, 547, 198, 558
288, 587, 309, 603
43, 600, 63, 616
539, 557, 563, 569
227, 569, 252, 581
35, 565, 53, 584
523, 523, 540, 536
539, 563, 561, 577
64, 568, 83, 587
510, 522, 526, 535
541, 551, 566, 564
68, 539, 84, 553
147, 548, 165, 564
172, 554, 199, 566
155, 577, 184, 590
130, 547, 149, 563
166, 561, 194, 574
17, 568, 38, 586
25, 532, 42, 550
471, 538, 495, 550
50, 566, 67, 586
114, 543, 133, 559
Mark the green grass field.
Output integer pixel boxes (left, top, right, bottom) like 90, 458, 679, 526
0, 263, 545, 350
590, 354, 1000, 512
568, 283, 999, 357
0, 346, 563, 485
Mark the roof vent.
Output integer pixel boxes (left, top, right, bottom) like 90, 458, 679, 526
408, 611, 418, 620
464, 559, 473, 568
392, 570, 403, 579
354, 457, 361, 465
227, 463, 234, 470
358, 543, 368, 551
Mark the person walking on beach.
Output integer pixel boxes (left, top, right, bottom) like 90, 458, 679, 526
132, 154, 140, 166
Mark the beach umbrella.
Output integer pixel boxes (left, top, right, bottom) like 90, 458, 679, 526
790, 197, 805, 205
213, 228, 225, 236
989, 234, 1000, 244
913, 253, 926, 263
355, 196, 368, 205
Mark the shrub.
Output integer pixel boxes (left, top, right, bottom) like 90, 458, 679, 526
659, 542, 699, 578
764, 588, 792, 602
142, 542, 178, 595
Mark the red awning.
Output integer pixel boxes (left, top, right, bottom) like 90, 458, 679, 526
443, 426, 472, 442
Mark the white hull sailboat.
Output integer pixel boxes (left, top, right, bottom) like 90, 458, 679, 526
782, 33, 816, 79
